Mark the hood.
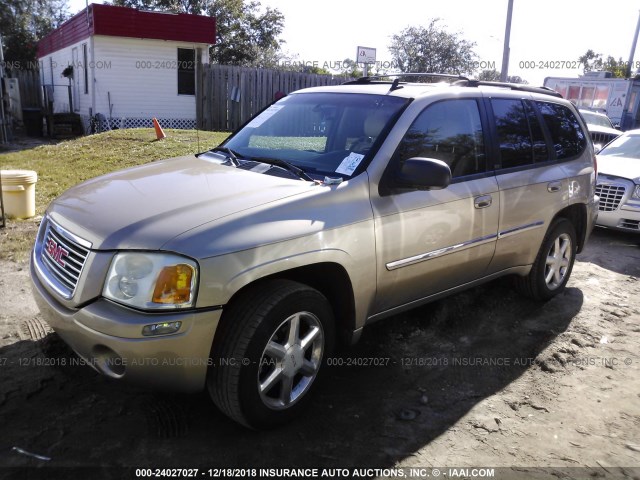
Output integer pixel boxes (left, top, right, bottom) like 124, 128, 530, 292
596, 155, 640, 182
47, 155, 317, 251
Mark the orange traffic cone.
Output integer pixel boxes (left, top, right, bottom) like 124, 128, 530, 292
152, 118, 166, 140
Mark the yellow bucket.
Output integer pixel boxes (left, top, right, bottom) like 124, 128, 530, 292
1, 170, 38, 219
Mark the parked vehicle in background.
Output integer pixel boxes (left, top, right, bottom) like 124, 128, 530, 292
595, 129, 640, 233
579, 109, 621, 149
30, 75, 598, 429
544, 74, 640, 129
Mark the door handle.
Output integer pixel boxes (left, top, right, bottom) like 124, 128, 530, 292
474, 195, 492, 209
547, 181, 562, 193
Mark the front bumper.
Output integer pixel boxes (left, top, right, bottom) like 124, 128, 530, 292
595, 177, 640, 233
30, 255, 221, 392
596, 205, 640, 232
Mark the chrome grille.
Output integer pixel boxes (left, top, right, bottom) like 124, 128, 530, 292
41, 221, 90, 296
591, 132, 619, 146
595, 184, 626, 211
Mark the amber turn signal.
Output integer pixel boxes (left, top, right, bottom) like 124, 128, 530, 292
152, 264, 194, 304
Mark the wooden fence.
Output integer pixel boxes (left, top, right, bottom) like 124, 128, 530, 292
197, 64, 352, 131
5, 65, 351, 131
7, 69, 42, 109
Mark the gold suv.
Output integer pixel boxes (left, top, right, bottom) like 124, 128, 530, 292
31, 75, 598, 429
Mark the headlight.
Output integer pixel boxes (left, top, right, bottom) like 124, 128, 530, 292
633, 178, 640, 199
103, 252, 198, 310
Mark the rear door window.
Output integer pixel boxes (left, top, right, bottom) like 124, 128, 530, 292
535, 101, 587, 160
491, 99, 534, 168
524, 101, 550, 162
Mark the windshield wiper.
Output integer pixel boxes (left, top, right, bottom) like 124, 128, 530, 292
208, 147, 241, 167
248, 156, 314, 181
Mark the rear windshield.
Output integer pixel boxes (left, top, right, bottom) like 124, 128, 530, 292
224, 93, 409, 178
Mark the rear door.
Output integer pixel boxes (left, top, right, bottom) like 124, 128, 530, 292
485, 96, 587, 272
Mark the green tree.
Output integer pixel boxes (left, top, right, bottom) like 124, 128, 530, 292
337, 58, 362, 78
388, 19, 477, 75
207, 0, 284, 66
110, 0, 285, 67
578, 49, 600, 72
1, 0, 69, 67
477, 69, 500, 81
578, 49, 626, 77
506, 75, 527, 84
477, 69, 528, 84
274, 53, 332, 74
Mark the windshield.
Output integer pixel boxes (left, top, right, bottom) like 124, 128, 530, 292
599, 134, 640, 159
581, 111, 614, 129
223, 92, 409, 179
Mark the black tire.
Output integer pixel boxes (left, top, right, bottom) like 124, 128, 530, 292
207, 279, 335, 429
516, 218, 577, 301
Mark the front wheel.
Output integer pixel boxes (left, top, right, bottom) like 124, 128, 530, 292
207, 280, 335, 429
516, 218, 577, 301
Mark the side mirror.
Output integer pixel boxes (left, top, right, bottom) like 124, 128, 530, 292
395, 157, 452, 190
593, 144, 602, 154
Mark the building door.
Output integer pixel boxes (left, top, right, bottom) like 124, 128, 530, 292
72, 48, 80, 112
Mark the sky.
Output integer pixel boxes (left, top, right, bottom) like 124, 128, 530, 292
67, 0, 640, 85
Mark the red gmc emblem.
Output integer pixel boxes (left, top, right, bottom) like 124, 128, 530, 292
45, 238, 69, 268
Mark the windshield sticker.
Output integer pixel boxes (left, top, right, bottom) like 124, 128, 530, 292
336, 152, 365, 176
246, 105, 284, 129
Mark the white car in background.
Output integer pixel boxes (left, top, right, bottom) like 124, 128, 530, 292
596, 129, 640, 232
579, 109, 621, 149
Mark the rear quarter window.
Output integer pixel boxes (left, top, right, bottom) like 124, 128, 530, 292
535, 101, 587, 160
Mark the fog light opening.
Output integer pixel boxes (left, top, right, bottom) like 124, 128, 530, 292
92, 345, 126, 378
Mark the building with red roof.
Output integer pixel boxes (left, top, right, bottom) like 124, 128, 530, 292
37, 4, 215, 130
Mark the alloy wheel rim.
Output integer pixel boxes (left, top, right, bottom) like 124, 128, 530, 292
258, 311, 324, 410
544, 233, 572, 290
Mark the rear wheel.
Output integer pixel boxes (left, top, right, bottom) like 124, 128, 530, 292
208, 280, 334, 429
516, 218, 577, 301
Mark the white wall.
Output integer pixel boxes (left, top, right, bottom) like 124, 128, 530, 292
92, 36, 209, 121
39, 38, 93, 115
39, 35, 210, 126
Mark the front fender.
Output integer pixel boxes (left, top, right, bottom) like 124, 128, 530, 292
196, 221, 376, 332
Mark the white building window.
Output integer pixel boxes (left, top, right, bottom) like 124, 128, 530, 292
178, 48, 195, 95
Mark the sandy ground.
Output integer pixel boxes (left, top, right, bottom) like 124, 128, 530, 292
0, 226, 639, 479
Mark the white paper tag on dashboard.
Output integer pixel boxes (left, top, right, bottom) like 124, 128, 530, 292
335, 152, 365, 176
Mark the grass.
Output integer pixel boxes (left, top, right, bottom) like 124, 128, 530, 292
0, 128, 229, 261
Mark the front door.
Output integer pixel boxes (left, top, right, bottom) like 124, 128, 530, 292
370, 98, 499, 316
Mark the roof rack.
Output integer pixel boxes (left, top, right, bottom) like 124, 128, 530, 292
341, 72, 562, 98
343, 73, 470, 85
452, 79, 562, 98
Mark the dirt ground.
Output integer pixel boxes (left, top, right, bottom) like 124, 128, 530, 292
0, 226, 639, 480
